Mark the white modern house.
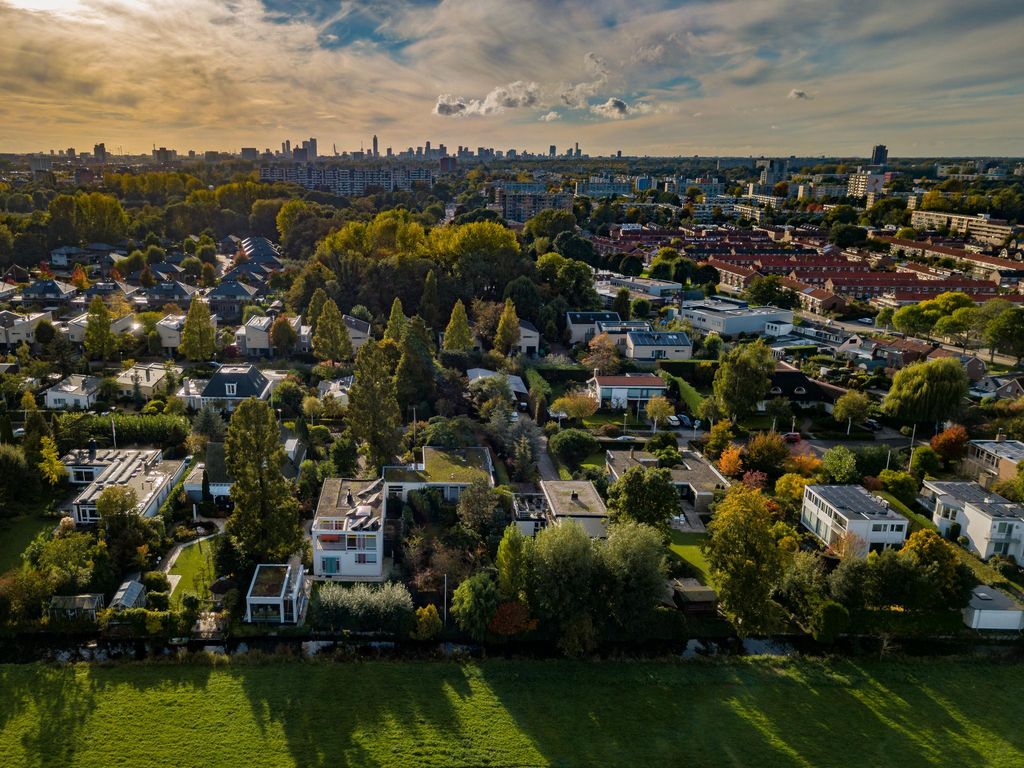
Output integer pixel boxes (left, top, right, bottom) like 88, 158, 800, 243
566, 311, 622, 344
234, 314, 312, 357
606, 449, 729, 514
513, 480, 609, 538
382, 446, 494, 502
624, 330, 692, 361
586, 373, 668, 410
678, 298, 793, 336
800, 484, 909, 557
62, 311, 134, 345
921, 479, 1024, 561
44, 374, 102, 410
513, 320, 541, 357
0, 310, 53, 350
312, 478, 386, 581
963, 438, 1024, 489
115, 363, 181, 400
244, 563, 308, 624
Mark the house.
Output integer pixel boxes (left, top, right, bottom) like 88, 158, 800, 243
244, 563, 308, 624
0, 281, 17, 301
312, 478, 387, 581
514, 320, 541, 357
595, 319, 653, 349
926, 348, 987, 381
144, 281, 197, 310
760, 364, 833, 412
587, 373, 668, 409
920, 479, 1024, 560
49, 594, 105, 622
800, 484, 909, 556
62, 311, 134, 345
343, 314, 371, 351
971, 373, 1024, 401
678, 297, 793, 336
670, 578, 719, 616
109, 579, 147, 611
177, 364, 278, 412
874, 338, 935, 369
0, 310, 52, 350
963, 586, 1024, 631
235, 314, 311, 357
183, 432, 302, 504
62, 445, 187, 525
624, 331, 692, 361
383, 446, 494, 502
19, 279, 77, 305
318, 375, 354, 405
219, 234, 241, 254
155, 312, 219, 355
44, 374, 102, 410
513, 481, 609, 538
963, 438, 1024, 488
206, 280, 261, 321
49, 245, 89, 267
566, 311, 622, 344
467, 368, 529, 409
606, 448, 729, 513
115, 363, 180, 400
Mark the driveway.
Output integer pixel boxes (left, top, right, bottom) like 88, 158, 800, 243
536, 437, 561, 481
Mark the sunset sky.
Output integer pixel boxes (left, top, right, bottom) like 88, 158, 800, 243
2, 0, 1022, 157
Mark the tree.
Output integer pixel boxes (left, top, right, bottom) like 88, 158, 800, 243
270, 315, 297, 357
893, 304, 933, 338
395, 316, 436, 411
549, 390, 598, 423
712, 340, 774, 420
881, 358, 968, 425
582, 332, 619, 374
548, 428, 599, 468
312, 298, 353, 364
224, 399, 304, 567
201, 262, 218, 288
420, 269, 440, 329
456, 480, 505, 542
821, 445, 858, 483
384, 297, 408, 342
192, 405, 226, 442
645, 396, 674, 433
37, 436, 66, 486
833, 391, 871, 435
410, 604, 443, 641
931, 424, 969, 464
879, 469, 918, 506
180, 298, 216, 361
493, 299, 521, 356
717, 446, 744, 477
606, 466, 679, 536
451, 572, 500, 641
496, 525, 530, 602
744, 431, 789, 475
442, 299, 473, 352
774, 473, 810, 517
899, 529, 975, 609
910, 445, 942, 477
763, 396, 793, 429
744, 275, 798, 309
306, 287, 329, 336
704, 419, 734, 459
97, 485, 156, 573
810, 600, 849, 644
985, 306, 1024, 363
612, 287, 631, 320
83, 296, 116, 361
528, 521, 599, 656
600, 521, 666, 630
705, 485, 784, 635
348, 342, 402, 469
70, 264, 90, 290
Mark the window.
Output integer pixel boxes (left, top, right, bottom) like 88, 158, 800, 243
872, 524, 884, 532
356, 553, 377, 564
225, 383, 237, 396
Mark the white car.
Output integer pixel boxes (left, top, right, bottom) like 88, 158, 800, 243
666, 415, 680, 427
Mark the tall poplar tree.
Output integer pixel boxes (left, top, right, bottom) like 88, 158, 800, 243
420, 270, 440, 329
306, 287, 329, 336
395, 316, 436, 411
348, 341, 401, 469
83, 296, 116, 360
312, 298, 353, 363
384, 297, 408, 342
494, 298, 521, 356
180, 298, 216, 361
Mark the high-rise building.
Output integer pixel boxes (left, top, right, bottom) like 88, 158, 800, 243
549, 145, 556, 157
305, 137, 317, 160
240, 147, 258, 161
93, 143, 107, 163
372, 135, 379, 158
871, 144, 888, 166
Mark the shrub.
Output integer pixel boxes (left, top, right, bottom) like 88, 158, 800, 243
548, 428, 599, 468
311, 582, 415, 635
141, 571, 171, 592
910, 446, 942, 477
597, 423, 621, 438
410, 604, 443, 641
743, 431, 789, 476
879, 469, 918, 506
810, 600, 849, 644
54, 413, 189, 452
147, 591, 170, 610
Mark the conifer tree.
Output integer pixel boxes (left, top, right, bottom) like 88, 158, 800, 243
83, 296, 116, 360
494, 298, 521, 356
384, 297, 408, 342
420, 270, 440, 329
348, 341, 402, 469
312, 298, 353, 363
442, 299, 473, 352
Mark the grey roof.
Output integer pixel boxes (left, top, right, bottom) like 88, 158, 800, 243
147, 281, 197, 299
969, 586, 1022, 612
971, 440, 1024, 463
22, 279, 76, 297
627, 331, 692, 346
110, 580, 146, 610
208, 280, 260, 298
315, 478, 385, 531
519, 319, 539, 333
199, 365, 271, 399
806, 485, 901, 521
567, 311, 621, 324
924, 480, 1007, 506
343, 314, 371, 334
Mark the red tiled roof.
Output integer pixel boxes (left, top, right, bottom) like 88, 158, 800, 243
592, 375, 667, 387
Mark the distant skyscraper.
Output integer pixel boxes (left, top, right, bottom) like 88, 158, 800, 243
871, 144, 888, 166
549, 145, 556, 157
93, 143, 106, 163
372, 135, 379, 158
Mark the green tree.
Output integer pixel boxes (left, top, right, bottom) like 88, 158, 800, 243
451, 572, 500, 641
312, 298, 353, 364
712, 340, 774, 420
442, 299, 473, 352
410, 604, 443, 641
548, 428, 599, 468
270, 315, 297, 356
611, 287, 632, 320
348, 342, 402, 469
456, 480, 505, 542
744, 431, 790, 476
705, 485, 784, 635
306, 287, 329, 336
384, 297, 408, 342
833, 391, 872, 435
420, 269, 440, 329
744, 275, 798, 309
606, 466, 679, 537
645, 395, 674, 433
493, 299, 521, 356
892, 304, 934, 338
37, 435, 66, 486
528, 521, 599, 656
97, 485, 157, 573
600, 521, 666, 630
881, 358, 968, 424
83, 296, 116, 361
822, 445, 858, 483
704, 419, 734, 459
179, 298, 216, 361
395, 316, 436, 411
224, 399, 304, 566
986, 306, 1024, 363
496, 525, 530, 601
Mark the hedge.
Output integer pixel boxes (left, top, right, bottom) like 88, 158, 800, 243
54, 413, 190, 453
656, 360, 718, 386
529, 365, 591, 386
874, 491, 936, 533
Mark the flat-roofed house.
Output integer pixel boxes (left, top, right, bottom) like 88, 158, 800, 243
964, 438, 1024, 488
606, 448, 729, 514
383, 446, 494, 502
587, 372, 668, 409
921, 479, 1024, 561
800, 484, 909, 556
312, 478, 386, 581
625, 330, 692, 361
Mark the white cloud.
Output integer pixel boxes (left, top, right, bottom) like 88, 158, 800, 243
538, 111, 561, 122
433, 80, 541, 117
590, 97, 655, 120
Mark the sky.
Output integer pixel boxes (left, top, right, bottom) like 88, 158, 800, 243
1, 0, 1023, 157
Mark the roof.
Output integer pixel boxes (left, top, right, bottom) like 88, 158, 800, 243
541, 480, 607, 518
314, 478, 385, 531
383, 446, 493, 485
50, 594, 104, 610
248, 564, 292, 598
343, 314, 371, 334
968, 586, 1024, 612
970, 439, 1024, 463
627, 331, 692, 347
110, 580, 145, 609
606, 449, 728, 493
47, 374, 102, 397
519, 319, 539, 333
467, 368, 528, 396
806, 485, 904, 522
591, 374, 667, 388
566, 311, 621, 324
208, 280, 260, 298
199, 365, 271, 399
923, 479, 1006, 505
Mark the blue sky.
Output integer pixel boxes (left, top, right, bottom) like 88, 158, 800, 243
0, 0, 1022, 156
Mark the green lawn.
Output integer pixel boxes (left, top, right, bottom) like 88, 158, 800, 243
2, 658, 1024, 767
582, 412, 645, 429
580, 451, 607, 471
0, 515, 56, 574
169, 536, 218, 605
669, 530, 711, 584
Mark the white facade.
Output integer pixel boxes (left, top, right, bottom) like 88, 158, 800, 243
312, 478, 386, 581
800, 485, 908, 557
64, 312, 134, 345
0, 310, 52, 349
156, 313, 219, 355
244, 564, 308, 624
678, 299, 793, 336
44, 374, 101, 410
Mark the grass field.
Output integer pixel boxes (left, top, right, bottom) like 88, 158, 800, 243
0, 515, 56, 574
169, 536, 218, 605
2, 658, 1024, 767
580, 451, 607, 471
669, 530, 711, 584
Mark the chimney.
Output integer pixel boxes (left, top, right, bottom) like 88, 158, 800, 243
570, 490, 579, 501
345, 491, 353, 506
145, 368, 150, 382
997, 430, 1006, 443
88, 438, 97, 461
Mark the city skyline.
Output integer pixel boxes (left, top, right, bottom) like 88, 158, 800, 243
1, 0, 1023, 156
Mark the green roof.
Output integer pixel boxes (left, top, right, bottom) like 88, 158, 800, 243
384, 447, 492, 485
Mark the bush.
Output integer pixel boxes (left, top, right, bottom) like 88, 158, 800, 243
147, 591, 170, 610
141, 571, 171, 592
597, 423, 621, 438
311, 582, 415, 635
548, 428, 599, 468
910, 446, 942, 477
54, 413, 189, 452
810, 600, 849, 644
879, 469, 919, 507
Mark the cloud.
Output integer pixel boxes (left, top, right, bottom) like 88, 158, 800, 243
558, 51, 610, 108
788, 88, 812, 100
590, 97, 654, 120
538, 111, 561, 122
433, 94, 467, 116
433, 80, 541, 117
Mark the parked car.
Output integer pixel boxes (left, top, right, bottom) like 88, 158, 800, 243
666, 415, 680, 427
863, 418, 883, 431
857, 317, 874, 324
614, 434, 635, 441
783, 432, 802, 443
679, 415, 692, 428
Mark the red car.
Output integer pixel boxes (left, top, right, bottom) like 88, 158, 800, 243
783, 432, 802, 443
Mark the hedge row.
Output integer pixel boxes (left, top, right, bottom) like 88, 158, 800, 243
54, 413, 190, 453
